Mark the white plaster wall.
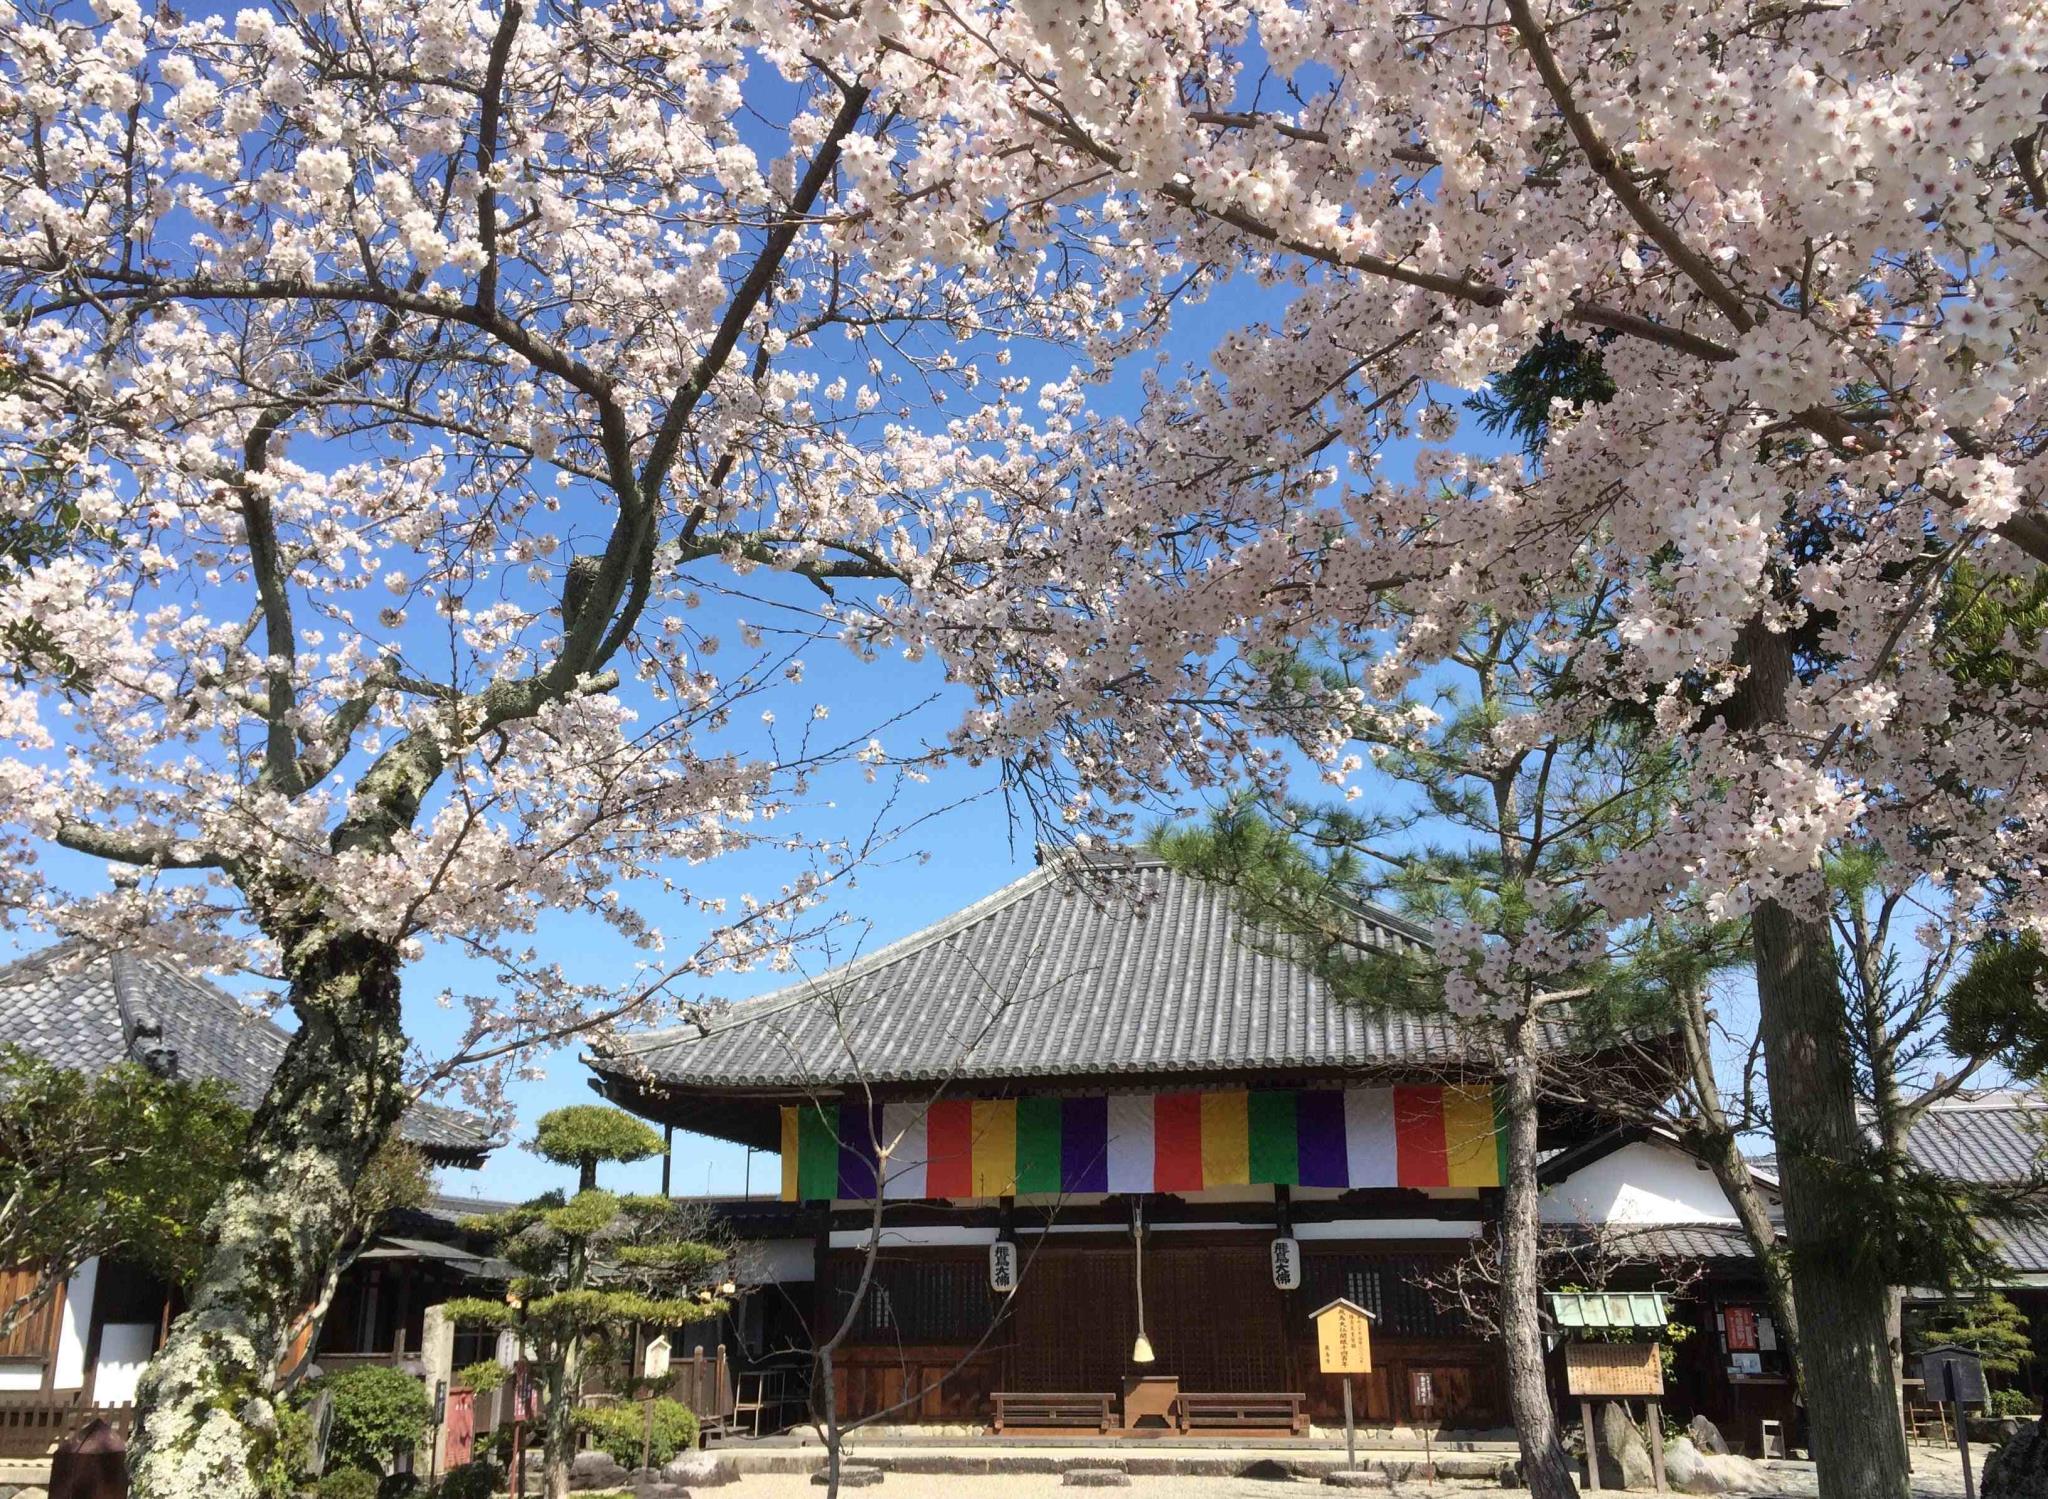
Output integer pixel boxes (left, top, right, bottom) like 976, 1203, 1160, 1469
1540, 1140, 1750, 1225
0, 1361, 43, 1392
51, 1257, 97, 1391
91, 1323, 155, 1405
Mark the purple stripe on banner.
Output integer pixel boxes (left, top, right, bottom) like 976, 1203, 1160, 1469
1296, 1089, 1350, 1188
1061, 1095, 1109, 1193
837, 1099, 880, 1199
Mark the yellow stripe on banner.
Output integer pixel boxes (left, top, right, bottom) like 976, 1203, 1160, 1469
780, 1106, 800, 1201
1443, 1085, 1502, 1187
971, 1099, 1018, 1197
1200, 1091, 1250, 1186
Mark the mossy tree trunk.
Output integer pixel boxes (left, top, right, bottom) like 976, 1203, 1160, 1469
127, 903, 409, 1499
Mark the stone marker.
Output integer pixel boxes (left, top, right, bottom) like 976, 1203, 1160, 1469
1060, 1469, 1130, 1488
1596, 1401, 1657, 1491
49, 1421, 126, 1499
1688, 1414, 1731, 1456
811, 1466, 884, 1487
1322, 1470, 1392, 1489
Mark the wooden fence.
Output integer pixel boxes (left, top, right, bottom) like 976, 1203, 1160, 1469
0, 1399, 136, 1458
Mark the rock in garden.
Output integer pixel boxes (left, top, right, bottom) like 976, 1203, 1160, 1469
1060, 1469, 1130, 1488
664, 1453, 740, 1487
811, 1465, 884, 1487
1688, 1415, 1731, 1455
1321, 1471, 1392, 1489
1596, 1401, 1656, 1491
1663, 1437, 1776, 1495
1986, 1419, 2048, 1499
571, 1450, 632, 1490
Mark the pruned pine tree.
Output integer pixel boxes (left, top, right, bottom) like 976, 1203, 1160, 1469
447, 1108, 727, 1499
1153, 583, 1686, 1499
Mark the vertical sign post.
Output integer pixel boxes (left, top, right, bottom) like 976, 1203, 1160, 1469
1311, 1298, 1374, 1474
1917, 1346, 1986, 1499
1948, 1361, 1977, 1499
1411, 1371, 1436, 1484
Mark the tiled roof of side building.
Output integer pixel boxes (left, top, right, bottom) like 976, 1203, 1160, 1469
593, 849, 1593, 1092
1900, 1091, 2048, 1185
0, 939, 494, 1163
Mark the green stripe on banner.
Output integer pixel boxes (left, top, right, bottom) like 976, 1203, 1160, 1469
1015, 1096, 1063, 1194
1494, 1086, 1510, 1187
1248, 1090, 1299, 1186
797, 1104, 839, 1199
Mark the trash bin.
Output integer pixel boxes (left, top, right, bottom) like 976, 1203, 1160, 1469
49, 1418, 128, 1499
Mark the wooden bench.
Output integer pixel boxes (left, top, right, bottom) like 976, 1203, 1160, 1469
1177, 1391, 1308, 1437
992, 1392, 1117, 1435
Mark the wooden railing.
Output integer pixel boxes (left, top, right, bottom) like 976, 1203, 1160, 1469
0, 1399, 136, 1458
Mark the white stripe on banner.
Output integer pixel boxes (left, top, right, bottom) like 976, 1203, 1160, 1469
879, 1100, 928, 1200
1343, 1087, 1399, 1188
1106, 1093, 1155, 1193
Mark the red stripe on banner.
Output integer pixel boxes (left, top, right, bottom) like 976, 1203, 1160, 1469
925, 1097, 975, 1198
1394, 1086, 1449, 1188
1153, 1091, 1205, 1193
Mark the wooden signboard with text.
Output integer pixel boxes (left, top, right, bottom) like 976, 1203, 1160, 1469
1311, 1297, 1374, 1374
1564, 1341, 1664, 1398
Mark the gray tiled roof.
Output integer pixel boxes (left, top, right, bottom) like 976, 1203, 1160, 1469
0, 940, 492, 1161
1595, 1222, 1764, 1263
1901, 1094, 2046, 1185
596, 851, 1573, 1091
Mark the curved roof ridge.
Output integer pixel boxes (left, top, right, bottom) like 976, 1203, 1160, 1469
608, 858, 1081, 1058
588, 852, 1522, 1093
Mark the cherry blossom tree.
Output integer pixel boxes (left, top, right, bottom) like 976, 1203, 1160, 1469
801, 8, 2045, 1495
8, 2, 2047, 1498
0, 2, 1119, 1492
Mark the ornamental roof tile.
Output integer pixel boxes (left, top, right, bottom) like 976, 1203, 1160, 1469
595, 850, 1578, 1093
0, 939, 493, 1162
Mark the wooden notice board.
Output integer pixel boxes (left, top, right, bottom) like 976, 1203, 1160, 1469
1312, 1297, 1374, 1374
1564, 1342, 1664, 1398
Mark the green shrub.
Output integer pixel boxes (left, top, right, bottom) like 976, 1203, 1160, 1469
254, 1397, 314, 1499
1989, 1387, 2038, 1417
454, 1360, 508, 1395
321, 1365, 433, 1472
316, 1469, 380, 1499
435, 1459, 503, 1499
572, 1399, 699, 1467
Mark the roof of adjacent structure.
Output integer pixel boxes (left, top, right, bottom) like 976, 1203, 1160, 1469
1594, 1222, 1763, 1263
592, 849, 1597, 1096
0, 939, 494, 1164
1900, 1092, 2046, 1185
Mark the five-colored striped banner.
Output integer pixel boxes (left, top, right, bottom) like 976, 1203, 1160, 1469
779, 1085, 1506, 1201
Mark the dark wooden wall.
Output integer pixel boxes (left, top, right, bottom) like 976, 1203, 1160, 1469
819, 1232, 1507, 1428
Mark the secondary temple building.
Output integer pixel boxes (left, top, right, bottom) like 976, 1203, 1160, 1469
590, 849, 1799, 1443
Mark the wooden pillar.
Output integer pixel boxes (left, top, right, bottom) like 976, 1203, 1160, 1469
1581, 1399, 1601, 1491
1647, 1398, 1667, 1492
809, 1203, 832, 1346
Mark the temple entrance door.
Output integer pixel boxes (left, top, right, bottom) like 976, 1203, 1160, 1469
1006, 1238, 1293, 1393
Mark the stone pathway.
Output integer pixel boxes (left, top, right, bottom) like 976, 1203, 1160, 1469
726, 1444, 1994, 1498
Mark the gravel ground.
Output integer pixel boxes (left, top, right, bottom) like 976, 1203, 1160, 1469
728, 1445, 1993, 1499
